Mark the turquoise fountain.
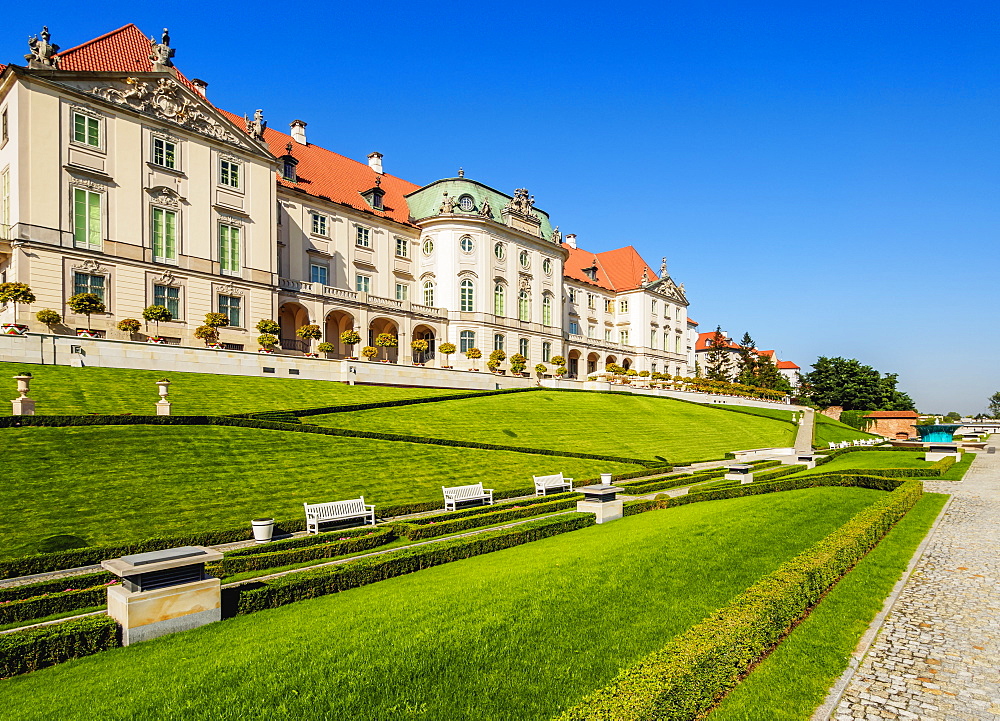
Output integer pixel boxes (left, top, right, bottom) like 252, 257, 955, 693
914, 424, 962, 443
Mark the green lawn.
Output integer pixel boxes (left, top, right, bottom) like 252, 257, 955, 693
0, 487, 886, 720
0, 426, 637, 558
814, 414, 882, 447
793, 451, 934, 477
707, 492, 948, 721
309, 391, 798, 462
0, 361, 460, 415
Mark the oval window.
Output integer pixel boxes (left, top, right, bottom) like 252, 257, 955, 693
460, 236, 474, 253
459, 195, 475, 212
542, 258, 552, 276
422, 238, 434, 256
519, 250, 529, 268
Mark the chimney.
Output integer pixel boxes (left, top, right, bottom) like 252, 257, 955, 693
368, 152, 383, 174
565, 233, 577, 249
191, 78, 208, 97
290, 120, 307, 145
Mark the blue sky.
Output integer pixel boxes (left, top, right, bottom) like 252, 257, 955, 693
3, 2, 998, 412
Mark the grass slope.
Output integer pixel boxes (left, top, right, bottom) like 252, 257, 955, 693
0, 361, 459, 415
813, 414, 882, 447
0, 426, 636, 558
0, 487, 885, 720
793, 451, 934, 476
707, 492, 949, 721
310, 391, 797, 462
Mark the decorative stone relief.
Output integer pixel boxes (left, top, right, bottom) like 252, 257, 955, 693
157, 270, 178, 286
215, 282, 245, 296
504, 188, 537, 218
660, 257, 668, 278
68, 177, 108, 192
551, 226, 562, 243
74, 259, 105, 273
24, 27, 60, 69
148, 186, 181, 207
90, 78, 242, 145
518, 274, 532, 291
217, 213, 245, 226
478, 196, 493, 218
245, 110, 267, 141
148, 29, 175, 71
501, 188, 542, 236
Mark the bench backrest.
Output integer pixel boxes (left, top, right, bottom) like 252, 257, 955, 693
305, 497, 367, 518
443, 483, 485, 499
533, 473, 565, 485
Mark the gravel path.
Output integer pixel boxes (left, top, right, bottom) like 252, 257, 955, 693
831, 443, 1000, 720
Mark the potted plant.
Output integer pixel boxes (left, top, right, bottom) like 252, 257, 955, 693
251, 517, 274, 544
509, 353, 527, 376
117, 318, 141, 339
35, 309, 61, 334
361, 345, 378, 360
411, 338, 429, 365
67, 292, 106, 337
551, 355, 566, 368
257, 333, 279, 353
488, 348, 506, 374
256, 318, 280, 336
375, 332, 397, 362
465, 346, 482, 371
340, 330, 361, 359
142, 304, 172, 343
0, 282, 36, 335
438, 342, 456, 368
201, 312, 230, 349
534, 363, 548, 376
296, 324, 322, 357
194, 324, 221, 347
317, 341, 335, 358
556, 365, 568, 378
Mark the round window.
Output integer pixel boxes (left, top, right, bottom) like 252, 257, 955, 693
422, 238, 434, 256
542, 258, 552, 276
494, 243, 505, 260
519, 250, 530, 268
460, 236, 474, 253
459, 195, 475, 212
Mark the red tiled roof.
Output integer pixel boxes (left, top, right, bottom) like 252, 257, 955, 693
757, 349, 776, 359
687, 318, 699, 325
695, 331, 739, 352
864, 411, 919, 418
561, 243, 657, 292
777, 360, 800, 370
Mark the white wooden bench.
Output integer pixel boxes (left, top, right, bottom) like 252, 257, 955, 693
442, 483, 494, 511
303, 497, 376, 534
533, 473, 574, 496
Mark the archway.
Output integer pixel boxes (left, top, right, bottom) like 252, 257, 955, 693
586, 352, 600, 376
411, 324, 436, 365
622, 358, 633, 371
324, 309, 355, 358
567, 348, 582, 379
605, 355, 617, 369
369, 317, 400, 362
278, 302, 310, 353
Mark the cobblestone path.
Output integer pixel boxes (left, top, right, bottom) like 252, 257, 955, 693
832, 445, 1000, 720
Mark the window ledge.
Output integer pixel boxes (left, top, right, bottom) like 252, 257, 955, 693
64, 163, 113, 180
146, 162, 186, 178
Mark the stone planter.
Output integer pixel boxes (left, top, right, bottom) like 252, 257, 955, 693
1, 323, 28, 336
147, 336, 167, 344
258, 348, 276, 354
304, 352, 320, 358
207, 342, 224, 350
251, 518, 274, 543
76, 329, 101, 338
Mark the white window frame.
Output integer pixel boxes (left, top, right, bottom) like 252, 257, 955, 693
460, 235, 475, 254
355, 274, 371, 293
422, 280, 435, 306
218, 223, 241, 275
569, 321, 579, 335
219, 158, 241, 189
460, 279, 475, 312
152, 136, 177, 170
356, 226, 371, 247
460, 330, 476, 353
218, 294, 241, 327
395, 283, 409, 301
151, 206, 179, 264
72, 186, 103, 249
310, 264, 329, 286
311, 213, 328, 237
395, 238, 409, 258
71, 111, 102, 150
519, 338, 529, 357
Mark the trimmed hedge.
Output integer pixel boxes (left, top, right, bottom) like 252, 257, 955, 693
392, 497, 579, 540
557, 479, 923, 720
0, 572, 114, 603
0, 585, 110, 626
406, 493, 578, 526
214, 528, 396, 576
224, 525, 382, 558
0, 615, 119, 678
284, 387, 538, 417
807, 450, 960, 478
236, 513, 596, 614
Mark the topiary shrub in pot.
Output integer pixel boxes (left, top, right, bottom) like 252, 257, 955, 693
488, 348, 506, 374
638, 370, 650, 377
296, 324, 322, 357
509, 353, 527, 375
551, 355, 566, 367
194, 324, 220, 347
375, 332, 397, 361
465, 346, 482, 371
340, 330, 361, 359
201, 312, 230, 349
257, 334, 279, 353
116, 318, 141, 338
410, 339, 429, 365
361, 345, 378, 360
438, 342, 456, 368
35, 308, 61, 334
0, 282, 35, 335
142, 304, 172, 343
317, 341, 335, 358
67, 292, 106, 336
556, 365, 568, 377
534, 363, 547, 376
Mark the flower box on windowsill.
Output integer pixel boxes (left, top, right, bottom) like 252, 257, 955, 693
304, 352, 320, 358
1, 324, 29, 336
76, 329, 101, 339
258, 348, 276, 354
147, 336, 167, 345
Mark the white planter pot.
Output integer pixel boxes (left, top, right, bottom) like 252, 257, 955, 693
251, 519, 275, 543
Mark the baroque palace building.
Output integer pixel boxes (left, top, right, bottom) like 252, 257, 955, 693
0, 24, 694, 376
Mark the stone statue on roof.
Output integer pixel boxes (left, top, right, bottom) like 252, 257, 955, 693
245, 109, 267, 141
660, 257, 668, 278
641, 267, 649, 284
439, 192, 455, 214
24, 27, 60, 69
149, 29, 175, 71
504, 188, 538, 218
478, 196, 492, 218
551, 226, 562, 243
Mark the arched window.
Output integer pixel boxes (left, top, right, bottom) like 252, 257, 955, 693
519, 250, 530, 268
519, 338, 529, 357
460, 330, 476, 353
542, 295, 552, 326
460, 279, 475, 312
518, 290, 530, 321
494, 242, 505, 260
542, 342, 551, 362
494, 333, 505, 351
494, 284, 505, 316
423, 281, 435, 307
460, 235, 474, 253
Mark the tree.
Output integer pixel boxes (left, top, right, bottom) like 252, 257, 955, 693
704, 326, 733, 382
116, 318, 141, 336
375, 332, 397, 360
755, 352, 792, 394
735, 332, 758, 386
35, 309, 61, 332
256, 319, 280, 335
0, 283, 36, 323
943, 411, 961, 422
296, 324, 322, 353
801, 357, 915, 411
989, 392, 1000, 419
340, 330, 361, 357
67, 293, 106, 330
438, 342, 456, 367
142, 305, 172, 336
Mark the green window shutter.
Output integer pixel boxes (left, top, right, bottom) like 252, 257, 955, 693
73, 188, 87, 245
152, 207, 163, 258
87, 191, 101, 246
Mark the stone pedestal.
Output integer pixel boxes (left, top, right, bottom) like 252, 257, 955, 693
11, 397, 35, 415
576, 484, 624, 524
925, 444, 961, 463
781, 453, 825, 469
724, 464, 754, 484
156, 400, 172, 416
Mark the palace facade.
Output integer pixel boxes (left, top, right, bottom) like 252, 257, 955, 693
0, 24, 695, 376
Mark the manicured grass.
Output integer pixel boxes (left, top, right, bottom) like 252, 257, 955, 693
793, 451, 934, 477
706, 492, 948, 721
0, 426, 637, 558
939, 453, 975, 480
309, 391, 797, 462
0, 361, 460, 415
0, 487, 886, 720
814, 414, 882, 446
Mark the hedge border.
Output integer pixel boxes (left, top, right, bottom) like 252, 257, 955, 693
212, 528, 396, 576
559, 478, 923, 719
391, 497, 580, 540
0, 585, 110, 626
0, 615, 119, 679
0, 571, 115, 603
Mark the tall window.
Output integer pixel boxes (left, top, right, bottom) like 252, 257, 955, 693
620, 329, 630, 345
1, 109, 7, 145
588, 293, 596, 309
460, 279, 475, 312
154, 284, 179, 319
459, 330, 476, 353
518, 290, 530, 322
675, 335, 682, 353
395, 283, 409, 301
650, 329, 657, 349
519, 338, 529, 357
311, 213, 327, 236
282, 158, 297, 181
605, 329, 613, 342
218, 223, 240, 274
494, 284, 505, 316
651, 300, 657, 314
605, 299, 614, 313
423, 281, 435, 306
569, 321, 579, 335
152, 207, 177, 262
395, 238, 409, 257
356, 226, 370, 247
519, 250, 529, 268
220, 159, 240, 188
72, 112, 100, 147
651, 362, 657, 374
494, 334, 505, 351
73, 272, 105, 300
568, 288, 578, 303
152, 137, 176, 169
73, 188, 102, 248
619, 300, 629, 313
542, 295, 552, 326
355, 275, 371, 293
587, 325, 595, 339
310, 264, 328, 285
664, 332, 670, 351
218, 294, 241, 327
542, 342, 551, 362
